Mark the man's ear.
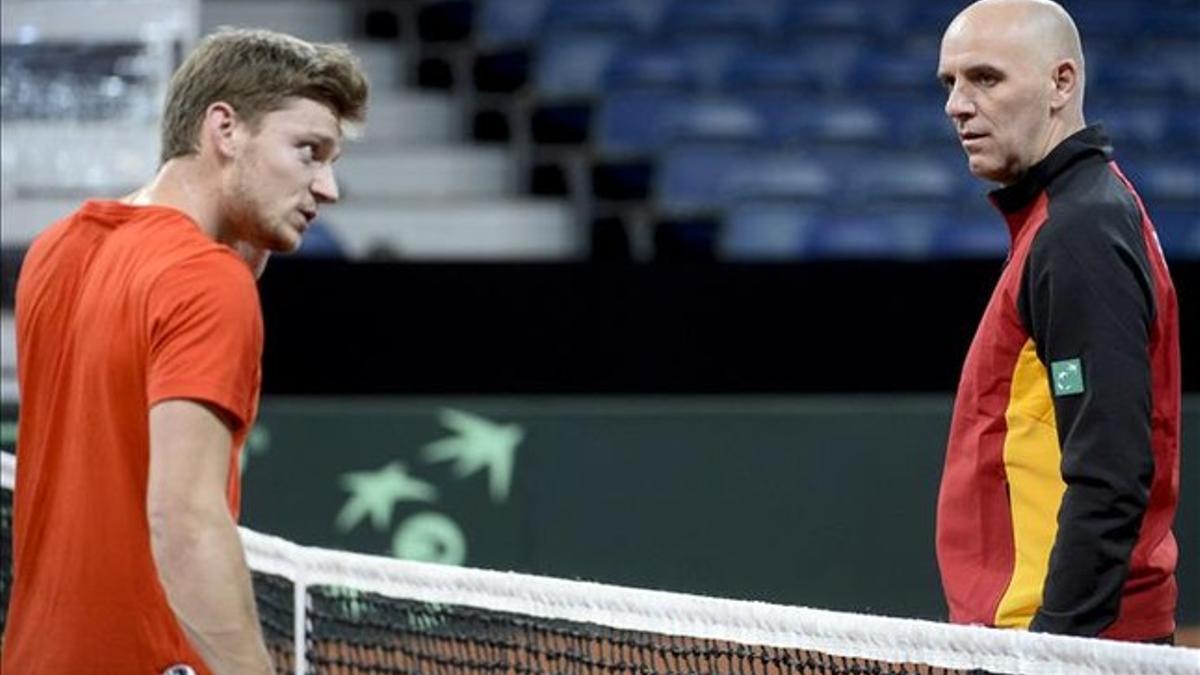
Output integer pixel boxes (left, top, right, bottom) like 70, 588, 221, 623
1049, 59, 1081, 112
202, 101, 241, 159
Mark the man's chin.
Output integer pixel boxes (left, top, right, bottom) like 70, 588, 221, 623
968, 159, 1008, 184
270, 228, 304, 255
277, 237, 303, 255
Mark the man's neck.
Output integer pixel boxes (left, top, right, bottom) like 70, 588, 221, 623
1037, 114, 1087, 172
124, 157, 222, 241
123, 159, 271, 278
1000, 115, 1087, 188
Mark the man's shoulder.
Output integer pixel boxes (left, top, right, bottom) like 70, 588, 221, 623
97, 206, 251, 283
146, 239, 258, 318
1048, 156, 1140, 221
1038, 160, 1143, 256
1024, 160, 1154, 311
74, 204, 259, 314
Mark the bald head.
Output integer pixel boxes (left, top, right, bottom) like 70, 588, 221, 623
937, 0, 1088, 184
948, 0, 1084, 81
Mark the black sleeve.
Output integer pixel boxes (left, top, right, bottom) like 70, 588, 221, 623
1017, 200, 1157, 637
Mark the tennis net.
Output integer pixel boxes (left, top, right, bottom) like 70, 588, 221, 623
1, 451, 1196, 675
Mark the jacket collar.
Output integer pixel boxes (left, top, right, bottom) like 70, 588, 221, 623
988, 125, 1113, 216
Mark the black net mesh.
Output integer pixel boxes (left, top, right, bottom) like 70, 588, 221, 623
253, 569, 296, 674
305, 584, 983, 675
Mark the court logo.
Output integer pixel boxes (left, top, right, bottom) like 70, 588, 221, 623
421, 408, 523, 503
333, 408, 524, 566
335, 461, 438, 532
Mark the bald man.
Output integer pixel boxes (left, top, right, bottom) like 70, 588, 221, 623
934, 0, 1180, 642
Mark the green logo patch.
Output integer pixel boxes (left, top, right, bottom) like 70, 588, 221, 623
1051, 358, 1085, 397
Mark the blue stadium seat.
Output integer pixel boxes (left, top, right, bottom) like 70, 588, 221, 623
1169, 108, 1200, 149
719, 47, 828, 93
770, 101, 889, 146
533, 35, 625, 99
852, 47, 942, 95
665, 98, 766, 145
878, 97, 958, 148
622, 0, 670, 32
725, 38, 866, 92
1114, 151, 1154, 177
604, 47, 702, 92
670, 35, 752, 90
932, 213, 1011, 259
899, 2, 966, 37
541, 0, 644, 37
780, 2, 879, 38
1091, 105, 1170, 149
808, 210, 941, 260
656, 0, 780, 40
1152, 207, 1200, 260
745, 94, 896, 145
1176, 68, 1200, 101
655, 142, 757, 216
1137, 161, 1200, 204
1092, 57, 1179, 98
741, 93, 800, 145
596, 94, 763, 157
1136, 4, 1200, 41
847, 155, 964, 205
719, 203, 818, 261
594, 90, 689, 156
476, 0, 549, 48
1061, 2, 1140, 40
722, 152, 834, 204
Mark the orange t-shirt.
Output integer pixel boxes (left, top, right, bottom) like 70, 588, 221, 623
4, 200, 263, 674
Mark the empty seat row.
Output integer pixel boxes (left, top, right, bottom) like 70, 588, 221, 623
652, 145, 1198, 217
479, 0, 1199, 49
718, 203, 1200, 261
1119, 158, 1200, 204
531, 37, 974, 101
534, 35, 1200, 102
467, 0, 1199, 261
654, 147, 981, 217
1089, 105, 1200, 149
481, 0, 923, 47
719, 206, 1016, 260
597, 94, 953, 155
592, 92, 1200, 157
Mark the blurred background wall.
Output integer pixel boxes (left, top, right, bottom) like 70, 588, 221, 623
0, 0, 1196, 628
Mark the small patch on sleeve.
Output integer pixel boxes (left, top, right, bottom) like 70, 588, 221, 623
1051, 358, 1085, 397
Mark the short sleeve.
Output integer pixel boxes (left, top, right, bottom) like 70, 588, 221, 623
145, 250, 263, 431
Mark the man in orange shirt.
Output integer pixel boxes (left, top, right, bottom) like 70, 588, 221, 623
5, 29, 367, 673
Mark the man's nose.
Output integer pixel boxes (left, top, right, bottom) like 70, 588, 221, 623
945, 83, 975, 122
312, 164, 339, 204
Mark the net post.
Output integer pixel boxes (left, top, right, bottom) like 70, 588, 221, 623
292, 567, 307, 674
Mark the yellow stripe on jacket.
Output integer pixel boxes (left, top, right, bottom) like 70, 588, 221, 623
995, 338, 1067, 628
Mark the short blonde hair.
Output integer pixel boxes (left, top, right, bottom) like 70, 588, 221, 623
160, 28, 369, 164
